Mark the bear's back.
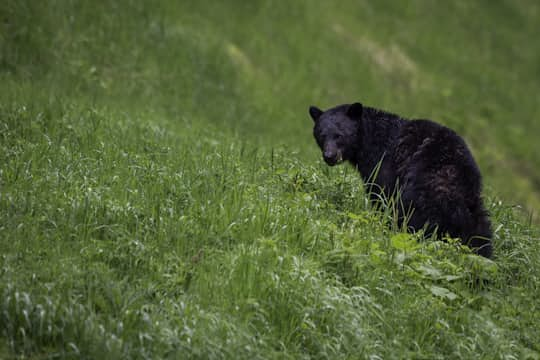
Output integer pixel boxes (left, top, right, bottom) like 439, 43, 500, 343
394, 119, 483, 203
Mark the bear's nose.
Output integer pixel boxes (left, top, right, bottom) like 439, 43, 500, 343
323, 151, 334, 161
323, 151, 338, 165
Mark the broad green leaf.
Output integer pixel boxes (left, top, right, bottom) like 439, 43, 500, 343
430, 286, 458, 301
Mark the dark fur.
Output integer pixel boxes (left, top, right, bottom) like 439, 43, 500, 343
309, 103, 493, 258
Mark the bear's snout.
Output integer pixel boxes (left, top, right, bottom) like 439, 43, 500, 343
323, 148, 342, 166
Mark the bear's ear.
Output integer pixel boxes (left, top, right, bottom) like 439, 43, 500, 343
309, 106, 323, 122
346, 102, 363, 120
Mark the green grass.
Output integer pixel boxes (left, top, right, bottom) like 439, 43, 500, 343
1, 1, 540, 358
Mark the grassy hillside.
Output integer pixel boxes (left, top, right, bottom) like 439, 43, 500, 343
1, 0, 540, 358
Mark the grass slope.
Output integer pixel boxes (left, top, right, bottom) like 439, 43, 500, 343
1, 0, 540, 358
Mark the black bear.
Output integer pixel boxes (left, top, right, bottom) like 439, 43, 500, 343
309, 102, 493, 258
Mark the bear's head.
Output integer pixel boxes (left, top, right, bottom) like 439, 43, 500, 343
309, 102, 363, 166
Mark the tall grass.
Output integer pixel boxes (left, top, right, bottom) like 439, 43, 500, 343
1, 101, 539, 358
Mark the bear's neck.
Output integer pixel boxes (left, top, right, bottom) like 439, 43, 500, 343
350, 107, 405, 181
